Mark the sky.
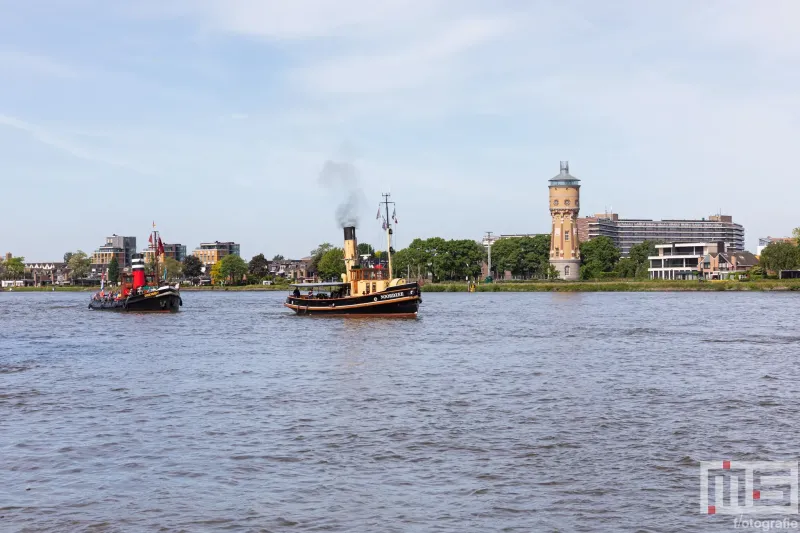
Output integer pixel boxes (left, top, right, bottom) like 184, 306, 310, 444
1, 0, 798, 261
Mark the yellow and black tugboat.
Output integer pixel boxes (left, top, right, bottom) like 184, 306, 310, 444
284, 194, 421, 317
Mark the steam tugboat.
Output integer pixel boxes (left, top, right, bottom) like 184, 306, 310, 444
88, 228, 182, 313
284, 193, 421, 317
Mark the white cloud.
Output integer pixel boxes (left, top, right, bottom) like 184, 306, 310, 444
166, 0, 448, 40
0, 49, 79, 78
0, 114, 140, 170
690, 0, 800, 61
289, 17, 514, 96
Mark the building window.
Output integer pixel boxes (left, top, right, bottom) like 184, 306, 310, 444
564, 266, 570, 276
565, 232, 570, 241
553, 200, 559, 206
564, 200, 571, 206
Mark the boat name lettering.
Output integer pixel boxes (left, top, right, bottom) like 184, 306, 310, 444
380, 292, 403, 300
144, 291, 160, 298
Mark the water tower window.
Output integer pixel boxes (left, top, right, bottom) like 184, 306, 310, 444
553, 200, 559, 206
565, 232, 570, 241
564, 200, 571, 206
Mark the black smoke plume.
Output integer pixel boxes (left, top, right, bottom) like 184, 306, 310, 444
319, 159, 366, 228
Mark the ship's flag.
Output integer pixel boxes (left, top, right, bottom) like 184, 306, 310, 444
157, 237, 165, 256
152, 221, 156, 228
376, 207, 381, 220
382, 218, 387, 230
392, 208, 398, 224
148, 234, 153, 245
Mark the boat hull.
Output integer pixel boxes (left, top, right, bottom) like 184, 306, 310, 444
88, 287, 182, 313
284, 283, 421, 317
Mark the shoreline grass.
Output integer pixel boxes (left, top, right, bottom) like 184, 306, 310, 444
420, 280, 800, 292
2, 284, 292, 292
7, 280, 800, 293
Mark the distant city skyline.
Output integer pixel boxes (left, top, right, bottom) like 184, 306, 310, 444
2, 1, 798, 260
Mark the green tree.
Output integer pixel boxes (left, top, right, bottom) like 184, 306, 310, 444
107, 256, 120, 284
406, 237, 447, 281
248, 253, 269, 279
614, 258, 636, 278
4, 256, 25, 279
392, 238, 486, 281
747, 265, 765, 280
489, 238, 521, 278
310, 243, 334, 273
793, 228, 800, 245
616, 240, 656, 279
441, 239, 485, 280
760, 242, 800, 273
67, 250, 91, 281
396, 239, 432, 279
580, 237, 621, 280
219, 254, 248, 285
182, 255, 203, 278
163, 257, 183, 281
317, 247, 346, 281
357, 243, 375, 256
488, 235, 550, 279
272, 254, 285, 261
392, 248, 412, 278
63, 252, 73, 264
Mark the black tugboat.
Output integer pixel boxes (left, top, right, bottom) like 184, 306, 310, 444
284, 193, 421, 317
88, 228, 182, 313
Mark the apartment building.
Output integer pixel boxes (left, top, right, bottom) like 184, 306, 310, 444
577, 214, 745, 257
192, 241, 240, 266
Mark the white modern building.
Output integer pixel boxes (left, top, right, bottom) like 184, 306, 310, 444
649, 242, 758, 280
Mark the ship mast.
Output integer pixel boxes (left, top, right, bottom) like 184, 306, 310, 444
153, 228, 158, 286
381, 193, 395, 280
151, 222, 159, 287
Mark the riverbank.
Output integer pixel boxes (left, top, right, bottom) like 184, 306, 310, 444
7, 280, 800, 293
2, 284, 292, 292
421, 280, 800, 292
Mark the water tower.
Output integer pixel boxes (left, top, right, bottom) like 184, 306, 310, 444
549, 161, 581, 280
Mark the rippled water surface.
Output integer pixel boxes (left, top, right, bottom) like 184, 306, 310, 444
3, 291, 800, 532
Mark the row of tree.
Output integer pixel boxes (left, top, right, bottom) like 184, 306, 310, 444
391, 238, 485, 282
275, 235, 652, 283
578, 237, 656, 280
26, 227, 800, 286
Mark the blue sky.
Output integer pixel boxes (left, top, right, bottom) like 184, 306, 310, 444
1, 0, 798, 260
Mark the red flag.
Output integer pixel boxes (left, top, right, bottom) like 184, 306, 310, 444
157, 237, 165, 256
148, 234, 153, 245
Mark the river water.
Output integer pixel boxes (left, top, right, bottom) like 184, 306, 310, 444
2, 291, 800, 532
